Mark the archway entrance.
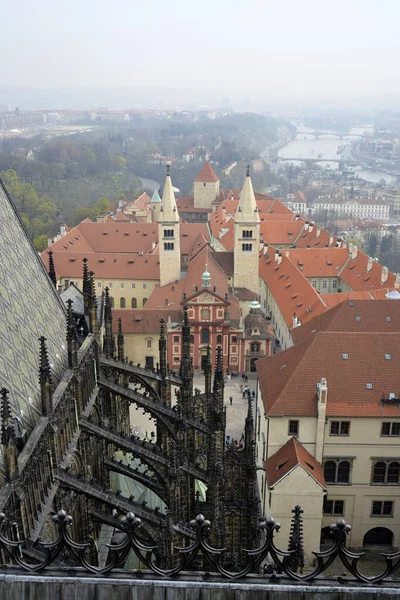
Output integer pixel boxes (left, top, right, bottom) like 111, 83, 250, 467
250, 358, 258, 372
320, 526, 335, 549
363, 527, 393, 548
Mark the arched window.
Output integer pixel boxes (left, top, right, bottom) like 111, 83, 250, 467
388, 462, 400, 483
143, 298, 147, 307
131, 297, 137, 308
201, 328, 209, 344
373, 462, 386, 483
110, 297, 114, 308
323, 461, 336, 483
120, 297, 126, 308
147, 340, 152, 349
324, 460, 351, 484
337, 461, 350, 483
242, 243, 253, 252
372, 461, 400, 484
217, 334, 222, 345
251, 342, 259, 353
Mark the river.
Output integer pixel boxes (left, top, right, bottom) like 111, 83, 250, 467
278, 125, 398, 186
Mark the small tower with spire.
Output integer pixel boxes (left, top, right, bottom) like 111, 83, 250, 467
150, 188, 162, 223
234, 166, 260, 295
158, 166, 181, 287
201, 264, 211, 289
194, 161, 220, 209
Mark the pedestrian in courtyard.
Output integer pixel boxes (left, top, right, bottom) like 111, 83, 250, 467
229, 396, 233, 406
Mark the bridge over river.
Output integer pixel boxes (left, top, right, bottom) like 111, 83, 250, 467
296, 130, 367, 139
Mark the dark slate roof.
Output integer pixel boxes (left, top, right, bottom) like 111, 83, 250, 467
210, 251, 234, 276
60, 283, 85, 315
244, 312, 273, 339
0, 180, 68, 484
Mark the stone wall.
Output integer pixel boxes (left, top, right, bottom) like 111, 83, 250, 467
0, 572, 399, 599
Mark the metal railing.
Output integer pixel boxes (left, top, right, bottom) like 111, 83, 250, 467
1, 510, 400, 584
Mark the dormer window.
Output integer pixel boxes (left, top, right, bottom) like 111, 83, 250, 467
252, 328, 260, 336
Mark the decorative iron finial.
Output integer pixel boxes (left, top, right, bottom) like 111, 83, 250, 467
246, 164, 251, 177
287, 505, 305, 574
48, 250, 57, 287
166, 164, 170, 177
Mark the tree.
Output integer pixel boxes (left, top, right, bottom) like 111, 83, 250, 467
380, 235, 393, 255
33, 234, 48, 252
93, 197, 111, 215
367, 233, 378, 257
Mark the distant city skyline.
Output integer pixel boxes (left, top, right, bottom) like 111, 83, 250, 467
1, 0, 399, 109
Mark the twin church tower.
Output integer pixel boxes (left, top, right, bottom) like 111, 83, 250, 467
158, 163, 260, 295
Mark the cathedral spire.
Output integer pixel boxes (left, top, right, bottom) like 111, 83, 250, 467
244, 392, 254, 462
88, 271, 98, 334
117, 317, 125, 362
0, 387, 19, 481
159, 319, 167, 378
160, 165, 179, 223
82, 257, 91, 316
235, 167, 259, 222
39, 336, 53, 415
103, 287, 114, 359
204, 344, 212, 397
0, 387, 12, 446
66, 299, 78, 369
213, 345, 224, 399
48, 250, 57, 288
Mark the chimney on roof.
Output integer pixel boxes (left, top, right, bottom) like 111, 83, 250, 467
285, 249, 290, 257
274, 248, 280, 262
292, 313, 301, 328
329, 234, 334, 246
381, 266, 389, 285
351, 244, 358, 260
367, 256, 373, 272
263, 242, 269, 256
316, 227, 321, 238
396, 273, 400, 289
316, 377, 328, 463
309, 222, 314, 233
304, 221, 309, 232
277, 253, 282, 266
295, 214, 300, 220
342, 240, 347, 248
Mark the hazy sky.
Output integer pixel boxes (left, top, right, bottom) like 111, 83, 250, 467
2, 0, 399, 105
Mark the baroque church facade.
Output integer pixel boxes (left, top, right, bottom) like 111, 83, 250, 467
0, 178, 260, 567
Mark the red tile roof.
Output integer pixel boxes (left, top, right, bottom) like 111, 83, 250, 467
194, 161, 219, 183
259, 252, 328, 329
257, 330, 400, 417
176, 196, 212, 213
338, 250, 396, 291
44, 251, 160, 280
291, 298, 400, 345
43, 222, 210, 268
112, 309, 181, 334
288, 248, 350, 277
265, 437, 326, 489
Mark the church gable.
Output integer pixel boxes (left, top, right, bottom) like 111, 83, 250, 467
189, 291, 225, 305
